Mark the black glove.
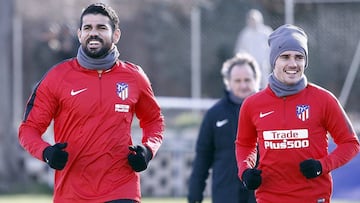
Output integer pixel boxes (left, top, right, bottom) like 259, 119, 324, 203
242, 168, 262, 190
43, 142, 69, 170
187, 194, 202, 203
128, 145, 153, 172
188, 200, 201, 203
300, 158, 322, 179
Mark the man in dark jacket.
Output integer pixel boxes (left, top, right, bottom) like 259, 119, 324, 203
188, 53, 261, 203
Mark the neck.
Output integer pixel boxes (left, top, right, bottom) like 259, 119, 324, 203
76, 45, 120, 70
268, 73, 307, 97
228, 91, 244, 105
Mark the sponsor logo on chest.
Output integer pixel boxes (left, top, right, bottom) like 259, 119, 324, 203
263, 129, 309, 150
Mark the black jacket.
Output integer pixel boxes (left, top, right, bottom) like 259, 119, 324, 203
188, 91, 256, 203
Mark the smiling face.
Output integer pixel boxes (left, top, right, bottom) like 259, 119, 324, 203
77, 14, 121, 58
273, 50, 306, 85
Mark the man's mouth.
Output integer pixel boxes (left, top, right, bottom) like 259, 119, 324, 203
87, 40, 102, 48
284, 70, 298, 74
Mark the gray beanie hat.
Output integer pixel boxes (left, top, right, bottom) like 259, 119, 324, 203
268, 24, 308, 69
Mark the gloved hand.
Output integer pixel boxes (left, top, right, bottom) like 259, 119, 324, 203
42, 142, 69, 170
300, 158, 322, 179
241, 168, 262, 190
187, 194, 202, 203
188, 199, 201, 203
128, 145, 153, 172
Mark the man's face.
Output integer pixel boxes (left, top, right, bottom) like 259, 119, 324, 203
273, 50, 306, 85
228, 64, 258, 99
77, 14, 120, 58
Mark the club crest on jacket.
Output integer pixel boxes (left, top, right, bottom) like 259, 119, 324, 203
116, 82, 129, 100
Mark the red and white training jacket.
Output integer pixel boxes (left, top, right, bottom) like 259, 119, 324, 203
19, 58, 164, 203
235, 83, 359, 203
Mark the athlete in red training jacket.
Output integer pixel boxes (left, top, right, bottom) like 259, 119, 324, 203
235, 24, 359, 203
18, 3, 164, 203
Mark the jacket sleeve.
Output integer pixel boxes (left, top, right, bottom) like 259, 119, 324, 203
235, 99, 258, 180
18, 74, 58, 161
134, 67, 164, 157
319, 93, 360, 173
187, 110, 214, 202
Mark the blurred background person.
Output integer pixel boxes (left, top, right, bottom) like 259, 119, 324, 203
33, 23, 79, 81
234, 9, 273, 89
57, 23, 79, 60
188, 53, 261, 203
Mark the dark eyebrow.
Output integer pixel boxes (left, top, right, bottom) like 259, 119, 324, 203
98, 24, 109, 28
82, 23, 109, 29
279, 53, 290, 57
279, 53, 304, 57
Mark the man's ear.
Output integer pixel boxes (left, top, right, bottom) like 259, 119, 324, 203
113, 28, 121, 44
77, 29, 82, 43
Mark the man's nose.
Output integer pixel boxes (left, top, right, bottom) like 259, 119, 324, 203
89, 28, 99, 36
288, 57, 298, 66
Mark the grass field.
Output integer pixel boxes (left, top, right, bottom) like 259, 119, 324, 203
0, 195, 359, 203
0, 195, 211, 203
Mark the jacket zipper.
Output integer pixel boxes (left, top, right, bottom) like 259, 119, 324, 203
98, 71, 103, 105
283, 96, 287, 127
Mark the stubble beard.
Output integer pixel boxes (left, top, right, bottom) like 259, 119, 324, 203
83, 44, 111, 58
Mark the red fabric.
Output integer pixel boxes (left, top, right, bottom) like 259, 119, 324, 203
19, 59, 164, 202
235, 84, 359, 203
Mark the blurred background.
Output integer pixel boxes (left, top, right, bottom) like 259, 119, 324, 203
0, 0, 360, 201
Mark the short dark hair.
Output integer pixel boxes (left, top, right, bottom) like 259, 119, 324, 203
79, 3, 120, 31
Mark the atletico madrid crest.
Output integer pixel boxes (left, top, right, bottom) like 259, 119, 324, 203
296, 105, 310, 121
116, 82, 129, 100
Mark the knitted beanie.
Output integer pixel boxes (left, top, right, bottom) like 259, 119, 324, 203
268, 24, 308, 69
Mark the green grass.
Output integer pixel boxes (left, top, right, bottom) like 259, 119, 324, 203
0, 195, 210, 203
0, 195, 359, 203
